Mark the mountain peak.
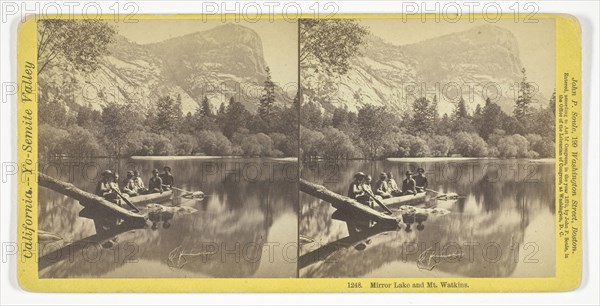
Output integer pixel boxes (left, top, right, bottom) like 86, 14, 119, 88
405, 24, 519, 54
401, 24, 523, 83
200, 23, 263, 47
148, 23, 267, 78
304, 25, 531, 115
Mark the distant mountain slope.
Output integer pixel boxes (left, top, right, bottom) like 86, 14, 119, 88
148, 23, 269, 112
39, 24, 276, 115
303, 25, 543, 115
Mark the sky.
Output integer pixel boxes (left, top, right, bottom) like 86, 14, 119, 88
360, 18, 556, 97
114, 19, 298, 86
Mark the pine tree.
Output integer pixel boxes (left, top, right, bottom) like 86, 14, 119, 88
181, 111, 195, 134
437, 113, 453, 135
451, 97, 474, 133
192, 95, 217, 132
258, 66, 276, 120
478, 98, 507, 139
453, 97, 469, 120
201, 96, 212, 117
514, 68, 534, 122
222, 97, 249, 138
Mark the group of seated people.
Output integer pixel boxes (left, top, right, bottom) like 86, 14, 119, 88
347, 168, 428, 205
95, 166, 175, 203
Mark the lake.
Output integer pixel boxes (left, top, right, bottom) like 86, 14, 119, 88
299, 158, 556, 278
38, 157, 298, 278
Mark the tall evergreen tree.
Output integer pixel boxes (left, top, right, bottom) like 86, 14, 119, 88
201, 96, 212, 117
514, 68, 534, 122
222, 97, 250, 138
258, 66, 276, 120
451, 97, 474, 133
181, 111, 195, 134
453, 97, 469, 120
437, 113, 453, 135
192, 95, 218, 131
477, 98, 506, 139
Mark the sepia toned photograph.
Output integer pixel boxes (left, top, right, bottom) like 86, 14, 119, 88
36, 18, 299, 278
7, 0, 590, 295
298, 18, 556, 279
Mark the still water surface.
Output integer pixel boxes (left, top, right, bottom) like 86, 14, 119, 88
39, 157, 298, 278
299, 159, 555, 278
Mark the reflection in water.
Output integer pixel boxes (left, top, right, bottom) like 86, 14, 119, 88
39, 158, 297, 278
299, 159, 555, 278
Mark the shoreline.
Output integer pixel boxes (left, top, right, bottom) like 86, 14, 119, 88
130, 156, 298, 161
387, 157, 479, 162
386, 157, 556, 163
303, 157, 556, 163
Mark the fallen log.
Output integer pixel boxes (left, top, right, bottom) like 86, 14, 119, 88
38, 173, 146, 225
299, 179, 398, 226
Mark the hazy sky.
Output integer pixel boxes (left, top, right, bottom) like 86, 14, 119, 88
114, 19, 298, 86
360, 18, 556, 97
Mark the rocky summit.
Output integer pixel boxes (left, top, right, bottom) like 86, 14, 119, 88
303, 25, 542, 115
39, 24, 272, 115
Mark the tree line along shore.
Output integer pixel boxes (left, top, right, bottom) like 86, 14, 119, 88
300, 71, 555, 161
39, 86, 299, 160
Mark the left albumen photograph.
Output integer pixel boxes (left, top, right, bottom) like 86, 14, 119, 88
37, 18, 299, 278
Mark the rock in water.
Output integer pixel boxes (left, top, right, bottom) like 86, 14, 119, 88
397, 205, 450, 216
146, 203, 198, 215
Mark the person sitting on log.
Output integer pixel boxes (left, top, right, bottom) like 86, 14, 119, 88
122, 171, 139, 197
387, 172, 402, 196
401, 170, 417, 196
111, 173, 122, 193
374, 172, 392, 199
413, 167, 428, 193
148, 169, 164, 194
347, 172, 369, 205
362, 175, 377, 207
363, 175, 374, 194
111, 172, 127, 204
159, 166, 175, 190
132, 170, 148, 194
96, 170, 118, 202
